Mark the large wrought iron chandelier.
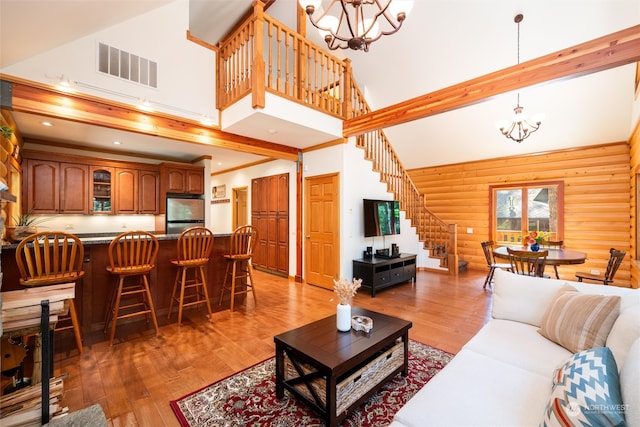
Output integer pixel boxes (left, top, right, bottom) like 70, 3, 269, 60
496, 14, 544, 143
298, 0, 414, 52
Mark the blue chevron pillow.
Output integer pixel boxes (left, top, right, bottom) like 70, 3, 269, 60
541, 347, 627, 427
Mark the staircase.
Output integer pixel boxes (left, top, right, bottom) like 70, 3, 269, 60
216, 2, 458, 273
352, 118, 458, 271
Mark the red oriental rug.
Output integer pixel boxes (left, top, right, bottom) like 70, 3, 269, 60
170, 340, 453, 427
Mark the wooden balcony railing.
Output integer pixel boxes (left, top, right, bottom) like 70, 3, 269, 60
218, 1, 349, 118
217, 2, 458, 273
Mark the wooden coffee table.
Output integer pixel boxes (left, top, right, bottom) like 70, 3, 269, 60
274, 307, 412, 427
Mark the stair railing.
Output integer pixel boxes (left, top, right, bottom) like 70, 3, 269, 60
216, 2, 458, 272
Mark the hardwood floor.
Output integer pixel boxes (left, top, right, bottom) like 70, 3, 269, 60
13, 268, 493, 426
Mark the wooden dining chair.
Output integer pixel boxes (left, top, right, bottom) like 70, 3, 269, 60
480, 241, 512, 289
539, 240, 563, 278
507, 248, 548, 277
575, 248, 626, 285
104, 230, 160, 346
15, 231, 85, 354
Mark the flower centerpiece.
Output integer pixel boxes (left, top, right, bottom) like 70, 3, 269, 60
523, 231, 550, 252
333, 277, 362, 331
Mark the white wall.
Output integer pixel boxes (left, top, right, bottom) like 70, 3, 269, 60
1, 0, 216, 123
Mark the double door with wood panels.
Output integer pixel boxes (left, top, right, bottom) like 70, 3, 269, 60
251, 173, 289, 276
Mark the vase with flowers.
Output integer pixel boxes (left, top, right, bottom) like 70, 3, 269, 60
333, 277, 362, 332
523, 231, 550, 252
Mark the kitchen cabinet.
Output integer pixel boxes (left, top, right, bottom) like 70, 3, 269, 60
162, 165, 204, 195
138, 169, 160, 213
23, 151, 204, 217
114, 168, 159, 214
159, 163, 205, 214
25, 159, 89, 214
251, 173, 289, 276
90, 167, 113, 214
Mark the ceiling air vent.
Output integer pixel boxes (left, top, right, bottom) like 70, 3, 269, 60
97, 42, 157, 88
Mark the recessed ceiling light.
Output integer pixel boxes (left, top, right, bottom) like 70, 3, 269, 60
267, 129, 278, 135
40, 121, 53, 127
113, 140, 121, 145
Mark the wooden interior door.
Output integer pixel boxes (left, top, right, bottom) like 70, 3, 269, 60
304, 173, 339, 289
251, 173, 289, 276
232, 186, 248, 230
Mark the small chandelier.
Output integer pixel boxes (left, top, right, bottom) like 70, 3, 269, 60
496, 14, 544, 143
298, 0, 414, 52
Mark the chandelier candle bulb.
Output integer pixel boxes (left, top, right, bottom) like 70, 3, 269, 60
299, 0, 414, 51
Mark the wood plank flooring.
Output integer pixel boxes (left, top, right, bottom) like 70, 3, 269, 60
9, 268, 493, 426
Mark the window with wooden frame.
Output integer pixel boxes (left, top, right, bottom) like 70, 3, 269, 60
490, 182, 564, 245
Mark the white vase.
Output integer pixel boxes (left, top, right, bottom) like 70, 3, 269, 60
336, 303, 351, 332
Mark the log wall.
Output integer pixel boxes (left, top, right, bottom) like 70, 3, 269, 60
408, 142, 634, 288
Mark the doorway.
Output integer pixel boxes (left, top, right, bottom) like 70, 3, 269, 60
232, 186, 248, 230
304, 173, 340, 290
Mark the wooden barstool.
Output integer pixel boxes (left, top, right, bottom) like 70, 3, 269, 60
218, 225, 258, 311
168, 227, 214, 326
104, 230, 160, 346
15, 231, 85, 354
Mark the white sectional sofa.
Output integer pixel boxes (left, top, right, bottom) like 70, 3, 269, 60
391, 268, 640, 427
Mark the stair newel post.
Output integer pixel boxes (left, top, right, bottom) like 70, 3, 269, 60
251, 0, 266, 109
343, 59, 352, 120
448, 223, 458, 276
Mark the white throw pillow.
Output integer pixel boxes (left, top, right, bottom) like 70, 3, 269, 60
492, 269, 568, 327
607, 304, 640, 371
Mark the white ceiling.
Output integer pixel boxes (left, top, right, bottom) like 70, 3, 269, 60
1, 0, 638, 171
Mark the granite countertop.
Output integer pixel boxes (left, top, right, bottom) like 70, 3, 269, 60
2, 231, 232, 249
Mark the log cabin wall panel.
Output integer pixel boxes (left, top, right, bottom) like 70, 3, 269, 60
408, 142, 633, 287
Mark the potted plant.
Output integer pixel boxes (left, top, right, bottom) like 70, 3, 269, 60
0, 125, 14, 139
5, 210, 51, 242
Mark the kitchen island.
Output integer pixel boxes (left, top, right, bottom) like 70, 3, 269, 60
1, 232, 237, 335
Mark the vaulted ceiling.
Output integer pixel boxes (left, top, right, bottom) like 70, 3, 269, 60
1, 0, 638, 171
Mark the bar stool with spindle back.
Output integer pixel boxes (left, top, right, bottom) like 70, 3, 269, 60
15, 231, 85, 354
168, 226, 214, 326
104, 230, 160, 346
218, 225, 258, 311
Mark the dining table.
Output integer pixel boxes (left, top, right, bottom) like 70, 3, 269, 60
493, 245, 587, 278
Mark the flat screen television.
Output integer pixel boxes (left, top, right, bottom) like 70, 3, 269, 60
363, 199, 401, 237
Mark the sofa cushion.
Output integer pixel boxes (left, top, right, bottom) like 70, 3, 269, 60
493, 269, 569, 327
541, 347, 626, 427
621, 338, 640, 427
392, 348, 552, 427
607, 304, 640, 371
492, 269, 635, 329
538, 285, 620, 353
463, 319, 571, 377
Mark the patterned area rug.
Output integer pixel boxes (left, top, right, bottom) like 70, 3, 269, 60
170, 340, 453, 427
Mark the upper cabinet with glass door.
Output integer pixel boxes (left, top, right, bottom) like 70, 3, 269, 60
91, 167, 113, 214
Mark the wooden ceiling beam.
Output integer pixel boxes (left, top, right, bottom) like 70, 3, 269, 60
343, 25, 640, 137
2, 77, 300, 161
